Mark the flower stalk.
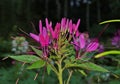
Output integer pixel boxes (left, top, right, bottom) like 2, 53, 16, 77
56, 58, 63, 84
58, 63, 63, 84
66, 70, 73, 84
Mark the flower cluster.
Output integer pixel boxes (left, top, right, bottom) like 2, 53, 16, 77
72, 33, 99, 59
12, 36, 29, 54
111, 29, 120, 48
30, 18, 99, 59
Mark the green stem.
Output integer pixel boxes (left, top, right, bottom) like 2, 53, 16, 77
57, 60, 63, 84
66, 70, 73, 84
58, 68, 63, 84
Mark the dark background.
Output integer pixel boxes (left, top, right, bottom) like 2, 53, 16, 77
0, 0, 120, 39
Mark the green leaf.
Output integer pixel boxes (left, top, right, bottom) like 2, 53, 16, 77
9, 55, 39, 63
27, 59, 45, 69
30, 46, 42, 57
78, 70, 87, 77
47, 64, 52, 75
66, 62, 109, 72
95, 50, 120, 58
99, 19, 120, 24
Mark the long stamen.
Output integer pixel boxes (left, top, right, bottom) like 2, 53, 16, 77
19, 28, 30, 37
30, 21, 38, 34
97, 24, 109, 38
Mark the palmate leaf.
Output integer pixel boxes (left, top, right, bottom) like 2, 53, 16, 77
95, 50, 120, 58
66, 62, 109, 72
9, 55, 40, 63
27, 59, 45, 69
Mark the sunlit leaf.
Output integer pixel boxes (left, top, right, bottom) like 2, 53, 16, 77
27, 59, 45, 69
30, 46, 42, 57
66, 62, 109, 72
9, 55, 39, 63
99, 19, 120, 24
78, 70, 87, 77
95, 50, 120, 58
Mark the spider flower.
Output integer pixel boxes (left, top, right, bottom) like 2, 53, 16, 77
29, 18, 82, 58
30, 20, 50, 47
30, 19, 50, 58
72, 33, 99, 58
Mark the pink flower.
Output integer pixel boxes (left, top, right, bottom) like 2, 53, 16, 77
48, 23, 61, 39
72, 33, 99, 59
39, 28, 49, 47
74, 34, 86, 50
30, 33, 39, 42
86, 40, 99, 52
68, 19, 81, 35
74, 19, 80, 33
68, 20, 73, 34
72, 34, 86, 51
30, 19, 50, 47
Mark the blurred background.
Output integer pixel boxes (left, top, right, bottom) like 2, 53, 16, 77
0, 0, 120, 84
0, 0, 120, 38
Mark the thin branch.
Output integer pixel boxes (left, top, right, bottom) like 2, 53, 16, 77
19, 28, 29, 37
66, 70, 73, 84
97, 24, 109, 38
30, 21, 38, 34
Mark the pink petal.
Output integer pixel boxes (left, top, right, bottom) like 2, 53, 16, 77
75, 30, 80, 37
30, 33, 39, 42
73, 24, 76, 33
39, 34, 46, 47
39, 34, 49, 47
65, 19, 69, 29
61, 18, 66, 29
39, 20, 42, 34
79, 34, 86, 49
72, 37, 80, 51
69, 20, 73, 34
43, 27, 47, 37
45, 18, 49, 30
45, 18, 52, 30
45, 35, 49, 46
86, 42, 99, 52
48, 26, 54, 38
54, 23, 60, 39
50, 21, 52, 26
75, 19, 80, 32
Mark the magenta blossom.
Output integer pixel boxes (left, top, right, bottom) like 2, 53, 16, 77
29, 18, 82, 58
68, 19, 81, 35
48, 23, 61, 39
30, 20, 50, 47
72, 33, 99, 59
86, 40, 99, 52
30, 19, 50, 58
